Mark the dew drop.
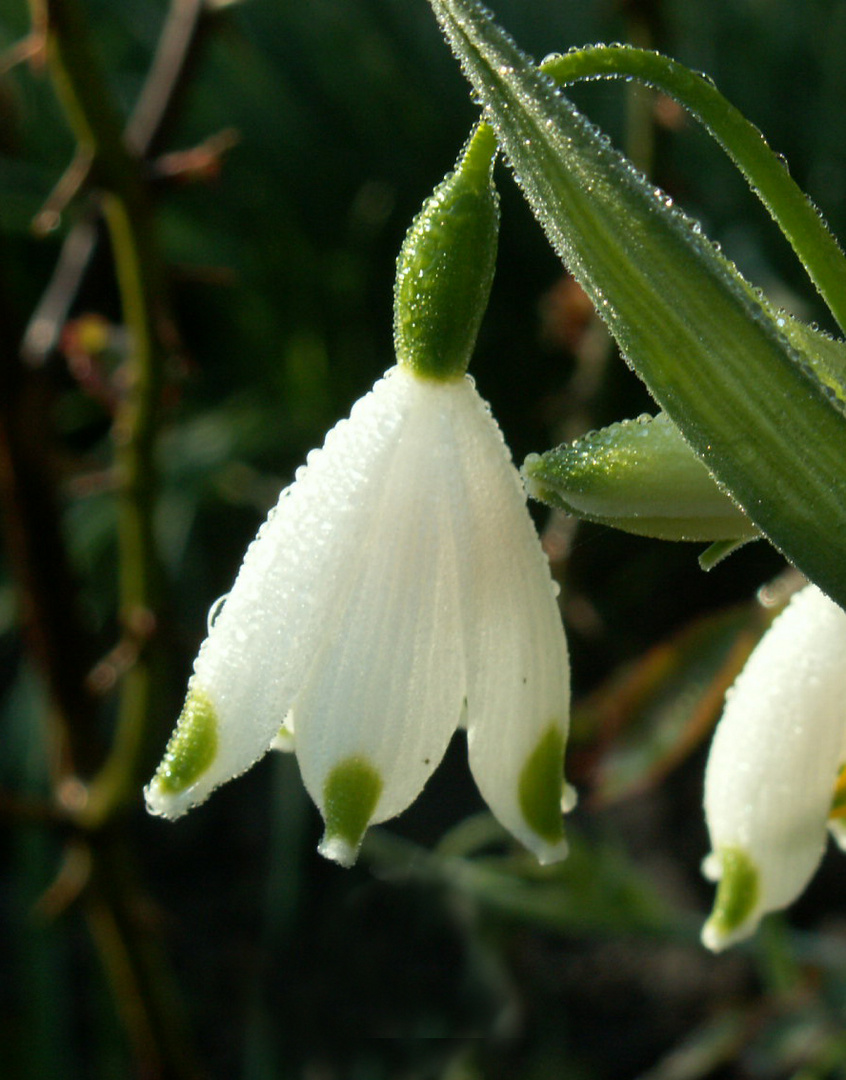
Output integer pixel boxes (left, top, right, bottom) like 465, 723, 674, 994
207, 593, 229, 633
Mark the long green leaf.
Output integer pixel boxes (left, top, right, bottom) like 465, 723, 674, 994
428, 0, 846, 607
540, 46, 846, 336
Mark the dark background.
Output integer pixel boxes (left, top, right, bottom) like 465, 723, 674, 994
2, 1, 846, 1077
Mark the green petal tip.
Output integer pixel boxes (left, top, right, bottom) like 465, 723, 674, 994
146, 686, 219, 815
319, 755, 383, 867
701, 847, 760, 951
518, 724, 568, 863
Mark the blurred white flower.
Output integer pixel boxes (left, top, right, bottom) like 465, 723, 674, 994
702, 583, 846, 950
145, 364, 572, 867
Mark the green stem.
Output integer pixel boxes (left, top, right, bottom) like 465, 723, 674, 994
540, 46, 846, 336
83, 195, 165, 827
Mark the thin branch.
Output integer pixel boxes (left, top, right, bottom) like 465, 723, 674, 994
0, 31, 46, 77
3, 5, 209, 1075
85, 836, 207, 1080
32, 0, 173, 826
31, 145, 93, 236
12, 4, 207, 1074
0, 265, 103, 777
22, 0, 212, 368
124, 0, 209, 157
34, 839, 92, 918
20, 206, 99, 365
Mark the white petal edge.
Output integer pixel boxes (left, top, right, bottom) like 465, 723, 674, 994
455, 383, 571, 864
145, 367, 423, 818
702, 584, 846, 950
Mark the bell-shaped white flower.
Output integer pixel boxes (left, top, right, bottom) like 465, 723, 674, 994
145, 366, 571, 865
702, 583, 846, 950
144, 124, 572, 866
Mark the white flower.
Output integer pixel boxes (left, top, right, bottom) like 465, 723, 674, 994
701, 583, 846, 951
145, 364, 572, 867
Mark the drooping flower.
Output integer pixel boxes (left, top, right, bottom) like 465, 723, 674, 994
144, 124, 572, 867
701, 583, 846, 950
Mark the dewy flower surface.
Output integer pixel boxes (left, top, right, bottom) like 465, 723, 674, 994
145, 124, 572, 867
145, 365, 571, 866
702, 583, 846, 950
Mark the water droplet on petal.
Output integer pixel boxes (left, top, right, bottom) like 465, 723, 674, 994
207, 593, 229, 633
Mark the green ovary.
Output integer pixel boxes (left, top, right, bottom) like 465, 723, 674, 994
322, 756, 383, 851
156, 687, 219, 794
518, 725, 566, 843
709, 847, 759, 938
393, 123, 499, 382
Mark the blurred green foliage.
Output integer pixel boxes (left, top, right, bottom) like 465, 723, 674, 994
3, 1, 846, 1078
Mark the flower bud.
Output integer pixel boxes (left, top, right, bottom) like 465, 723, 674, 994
523, 412, 759, 542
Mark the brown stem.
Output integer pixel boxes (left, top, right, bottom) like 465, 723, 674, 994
124, 0, 210, 157
0, 262, 103, 779
84, 834, 207, 1080
5, 4, 211, 1074
22, 0, 213, 368
29, 0, 174, 825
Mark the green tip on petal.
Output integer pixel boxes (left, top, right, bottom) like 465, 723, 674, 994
319, 755, 383, 867
153, 686, 218, 796
393, 121, 499, 382
518, 724, 568, 863
701, 847, 760, 951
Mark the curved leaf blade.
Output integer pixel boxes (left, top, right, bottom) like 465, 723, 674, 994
540, 46, 846, 336
428, 0, 846, 606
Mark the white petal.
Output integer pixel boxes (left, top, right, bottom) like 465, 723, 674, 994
456, 384, 571, 863
145, 368, 423, 818
293, 372, 472, 865
702, 584, 846, 950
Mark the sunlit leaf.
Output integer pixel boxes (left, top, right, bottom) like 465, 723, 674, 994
540, 45, 846, 336
427, 0, 846, 606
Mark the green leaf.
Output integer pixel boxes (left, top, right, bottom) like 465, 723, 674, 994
427, 0, 846, 607
539, 46, 846, 336
698, 538, 753, 572
364, 825, 686, 940
780, 314, 846, 408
